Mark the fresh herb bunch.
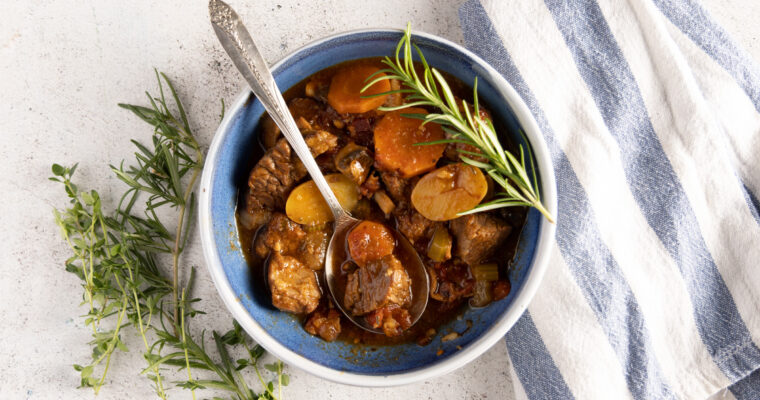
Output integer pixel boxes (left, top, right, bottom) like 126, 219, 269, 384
51, 71, 288, 399
362, 24, 554, 223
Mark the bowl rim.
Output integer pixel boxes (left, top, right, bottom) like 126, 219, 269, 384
199, 27, 557, 387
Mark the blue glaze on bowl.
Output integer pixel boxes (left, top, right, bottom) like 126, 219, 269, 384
201, 30, 553, 382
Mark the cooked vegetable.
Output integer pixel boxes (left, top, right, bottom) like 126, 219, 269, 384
347, 220, 396, 266
334, 142, 373, 185
469, 280, 493, 308
411, 163, 488, 221
472, 263, 499, 281
364, 24, 554, 223
427, 225, 452, 262
374, 108, 446, 178
327, 65, 390, 113
441, 332, 460, 342
493, 280, 511, 301
373, 190, 395, 216
285, 173, 360, 225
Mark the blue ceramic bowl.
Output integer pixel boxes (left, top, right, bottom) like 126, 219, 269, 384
199, 29, 557, 386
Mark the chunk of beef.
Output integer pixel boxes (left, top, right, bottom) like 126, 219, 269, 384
259, 98, 330, 148
247, 139, 296, 217
360, 171, 381, 198
238, 197, 271, 231
291, 97, 345, 134
299, 229, 329, 271
428, 259, 475, 304
444, 102, 491, 162
344, 254, 411, 316
288, 97, 320, 121
444, 141, 487, 163
268, 253, 321, 314
254, 213, 304, 258
394, 204, 439, 252
255, 213, 329, 271
304, 305, 342, 341
380, 171, 409, 203
366, 305, 412, 337
246, 130, 337, 229
450, 213, 512, 266
347, 116, 375, 147
303, 129, 339, 156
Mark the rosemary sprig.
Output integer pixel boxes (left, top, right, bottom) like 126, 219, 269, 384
51, 71, 287, 399
362, 24, 554, 223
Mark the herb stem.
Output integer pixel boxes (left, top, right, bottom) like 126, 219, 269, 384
122, 253, 168, 399
168, 111, 203, 335
180, 288, 197, 400
171, 163, 199, 332
93, 294, 128, 395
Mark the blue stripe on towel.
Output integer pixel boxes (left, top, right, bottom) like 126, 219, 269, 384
543, 0, 760, 381
729, 368, 760, 400
652, 0, 760, 113
505, 313, 576, 400
460, 1, 674, 398
742, 183, 760, 225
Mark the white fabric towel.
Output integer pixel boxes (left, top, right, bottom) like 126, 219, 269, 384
458, 0, 760, 398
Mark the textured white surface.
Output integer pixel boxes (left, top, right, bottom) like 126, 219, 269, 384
0, 0, 756, 399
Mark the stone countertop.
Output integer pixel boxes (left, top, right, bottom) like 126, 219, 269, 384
1, 1, 757, 399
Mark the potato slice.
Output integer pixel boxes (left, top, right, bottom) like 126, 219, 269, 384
374, 108, 446, 178
286, 174, 360, 225
410, 163, 488, 221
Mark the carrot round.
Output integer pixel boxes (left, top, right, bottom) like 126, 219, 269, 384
327, 65, 390, 114
374, 108, 446, 178
347, 220, 396, 267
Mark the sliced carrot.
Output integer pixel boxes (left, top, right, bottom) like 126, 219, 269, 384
374, 108, 446, 178
347, 220, 396, 267
327, 65, 390, 114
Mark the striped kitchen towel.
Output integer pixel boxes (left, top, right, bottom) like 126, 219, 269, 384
458, 0, 760, 399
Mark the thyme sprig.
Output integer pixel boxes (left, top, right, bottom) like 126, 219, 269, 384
362, 24, 554, 222
51, 71, 287, 399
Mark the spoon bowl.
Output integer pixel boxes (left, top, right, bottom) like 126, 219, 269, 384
324, 217, 430, 334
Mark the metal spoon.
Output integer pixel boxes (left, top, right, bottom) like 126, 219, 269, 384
209, 0, 428, 334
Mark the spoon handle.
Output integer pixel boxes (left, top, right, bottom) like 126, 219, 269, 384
209, 0, 348, 221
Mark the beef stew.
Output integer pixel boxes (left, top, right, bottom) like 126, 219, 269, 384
236, 58, 526, 346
